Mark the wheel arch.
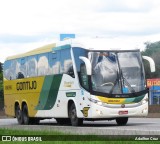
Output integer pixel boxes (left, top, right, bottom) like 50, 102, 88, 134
14, 101, 20, 116
21, 101, 27, 109
21, 101, 29, 115
67, 99, 83, 126
67, 99, 75, 116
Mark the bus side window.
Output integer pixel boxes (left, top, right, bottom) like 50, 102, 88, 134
38, 53, 49, 76
27, 55, 38, 77
52, 53, 57, 59
49, 52, 60, 75
17, 72, 24, 79
66, 65, 75, 78
17, 58, 26, 79
61, 49, 75, 78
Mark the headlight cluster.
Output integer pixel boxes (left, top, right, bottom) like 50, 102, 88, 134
139, 97, 148, 105
88, 98, 107, 107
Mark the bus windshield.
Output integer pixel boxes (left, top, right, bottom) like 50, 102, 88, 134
89, 51, 145, 95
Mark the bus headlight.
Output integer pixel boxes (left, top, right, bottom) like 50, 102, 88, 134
88, 98, 107, 106
97, 101, 103, 106
88, 98, 99, 104
140, 97, 148, 105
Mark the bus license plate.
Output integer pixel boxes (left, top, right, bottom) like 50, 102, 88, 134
118, 110, 128, 115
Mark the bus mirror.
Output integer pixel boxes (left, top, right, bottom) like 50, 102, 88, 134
142, 56, 155, 72
79, 56, 92, 75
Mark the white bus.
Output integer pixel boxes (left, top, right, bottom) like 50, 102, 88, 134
3, 39, 155, 126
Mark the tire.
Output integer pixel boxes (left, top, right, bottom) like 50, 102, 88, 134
69, 103, 83, 126
56, 118, 71, 125
116, 117, 128, 126
22, 104, 30, 125
15, 105, 23, 125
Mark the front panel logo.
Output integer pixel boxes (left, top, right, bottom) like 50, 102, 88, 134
121, 104, 125, 108
81, 107, 90, 117
64, 81, 74, 87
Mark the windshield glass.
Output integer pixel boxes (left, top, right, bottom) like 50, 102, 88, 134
89, 51, 145, 94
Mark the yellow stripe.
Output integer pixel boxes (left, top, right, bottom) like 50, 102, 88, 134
97, 96, 125, 104
6, 43, 56, 60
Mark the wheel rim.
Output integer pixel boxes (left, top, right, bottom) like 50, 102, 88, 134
16, 107, 22, 123
17, 110, 21, 120
71, 108, 77, 121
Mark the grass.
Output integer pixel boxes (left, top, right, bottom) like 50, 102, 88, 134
0, 128, 64, 135
0, 128, 159, 144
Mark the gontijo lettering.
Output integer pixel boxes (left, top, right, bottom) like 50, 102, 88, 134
16, 81, 37, 91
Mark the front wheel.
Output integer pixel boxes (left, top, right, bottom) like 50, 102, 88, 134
116, 117, 128, 126
69, 103, 83, 126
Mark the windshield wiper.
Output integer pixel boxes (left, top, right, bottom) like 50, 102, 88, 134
109, 71, 121, 94
109, 52, 135, 94
120, 69, 135, 93
109, 70, 135, 94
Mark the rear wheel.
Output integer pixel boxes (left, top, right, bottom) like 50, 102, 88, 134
116, 117, 128, 126
22, 104, 30, 125
22, 104, 40, 125
69, 103, 83, 126
15, 105, 23, 125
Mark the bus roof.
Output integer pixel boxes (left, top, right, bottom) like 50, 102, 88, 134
5, 39, 84, 61
5, 38, 140, 61
6, 43, 56, 60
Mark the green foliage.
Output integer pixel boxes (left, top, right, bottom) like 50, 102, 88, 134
142, 41, 160, 56
142, 41, 160, 79
0, 62, 2, 72
0, 62, 3, 101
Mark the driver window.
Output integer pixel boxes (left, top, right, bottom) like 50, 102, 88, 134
80, 63, 89, 90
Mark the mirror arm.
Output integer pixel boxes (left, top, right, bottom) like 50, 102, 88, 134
142, 56, 155, 72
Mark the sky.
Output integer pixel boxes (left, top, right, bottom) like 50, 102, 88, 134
1, 0, 160, 62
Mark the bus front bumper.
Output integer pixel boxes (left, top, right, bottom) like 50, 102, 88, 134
89, 102, 148, 118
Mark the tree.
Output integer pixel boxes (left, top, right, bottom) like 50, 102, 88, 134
0, 62, 2, 72
0, 63, 3, 100
142, 41, 160, 79
142, 41, 160, 56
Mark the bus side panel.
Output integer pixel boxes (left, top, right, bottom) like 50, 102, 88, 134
4, 93, 15, 117
52, 74, 91, 118
4, 77, 45, 117
35, 74, 91, 118
35, 74, 75, 118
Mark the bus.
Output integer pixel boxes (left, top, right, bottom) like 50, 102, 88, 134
3, 39, 155, 126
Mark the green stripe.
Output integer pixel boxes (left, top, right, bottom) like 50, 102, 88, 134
133, 95, 145, 103
52, 44, 71, 52
43, 75, 62, 110
124, 95, 145, 103
35, 74, 62, 110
